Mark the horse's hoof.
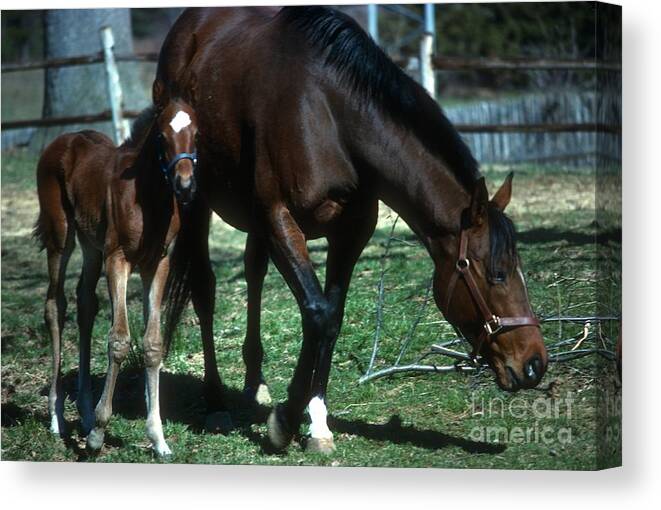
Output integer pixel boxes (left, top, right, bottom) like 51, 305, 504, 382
86, 428, 104, 452
267, 406, 292, 451
153, 442, 173, 457
255, 384, 272, 405
306, 437, 336, 455
80, 416, 95, 437
204, 411, 233, 435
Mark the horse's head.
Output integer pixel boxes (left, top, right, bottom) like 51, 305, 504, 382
155, 99, 198, 205
433, 173, 547, 392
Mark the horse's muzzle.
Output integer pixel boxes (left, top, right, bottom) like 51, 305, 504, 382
174, 174, 196, 205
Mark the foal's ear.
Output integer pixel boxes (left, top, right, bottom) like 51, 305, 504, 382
490, 172, 514, 211
188, 73, 199, 105
152, 79, 166, 110
470, 177, 489, 226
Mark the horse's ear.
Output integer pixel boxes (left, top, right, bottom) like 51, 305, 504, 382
490, 172, 513, 211
470, 177, 489, 226
188, 73, 198, 105
152, 79, 166, 110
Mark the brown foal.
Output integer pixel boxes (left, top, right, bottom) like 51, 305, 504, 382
34, 99, 199, 455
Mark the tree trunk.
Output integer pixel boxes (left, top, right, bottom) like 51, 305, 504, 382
42, 9, 148, 138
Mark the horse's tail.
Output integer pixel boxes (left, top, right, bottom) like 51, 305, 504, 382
33, 135, 74, 252
163, 200, 205, 357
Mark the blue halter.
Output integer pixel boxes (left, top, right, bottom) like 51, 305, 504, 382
157, 134, 198, 183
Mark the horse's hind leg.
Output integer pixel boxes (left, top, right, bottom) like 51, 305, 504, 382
87, 252, 131, 452
45, 229, 75, 435
242, 232, 271, 405
189, 209, 225, 411
140, 257, 172, 456
75, 237, 102, 435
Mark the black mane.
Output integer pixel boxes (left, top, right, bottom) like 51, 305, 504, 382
122, 105, 157, 149
278, 6, 480, 190
487, 205, 518, 274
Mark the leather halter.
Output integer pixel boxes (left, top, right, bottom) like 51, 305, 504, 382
444, 226, 540, 361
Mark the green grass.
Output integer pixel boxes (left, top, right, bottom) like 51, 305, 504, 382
1, 149, 620, 468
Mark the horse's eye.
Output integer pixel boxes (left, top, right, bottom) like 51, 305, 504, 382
491, 270, 507, 284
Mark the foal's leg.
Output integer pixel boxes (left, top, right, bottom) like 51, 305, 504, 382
305, 207, 377, 453
140, 257, 172, 456
264, 205, 336, 450
87, 252, 131, 451
76, 237, 102, 435
242, 232, 271, 405
45, 230, 75, 434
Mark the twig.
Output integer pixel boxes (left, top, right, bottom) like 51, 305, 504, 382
394, 278, 433, 366
365, 215, 400, 377
359, 363, 478, 384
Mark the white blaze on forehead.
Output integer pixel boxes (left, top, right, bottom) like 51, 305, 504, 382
169, 111, 191, 133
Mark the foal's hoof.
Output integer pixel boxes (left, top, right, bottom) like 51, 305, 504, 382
86, 428, 105, 452
49, 415, 61, 435
153, 441, 173, 457
267, 406, 293, 451
204, 411, 233, 435
306, 437, 336, 455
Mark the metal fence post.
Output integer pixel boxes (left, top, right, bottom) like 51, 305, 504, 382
100, 26, 129, 144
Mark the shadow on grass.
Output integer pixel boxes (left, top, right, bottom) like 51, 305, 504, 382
3, 367, 504, 461
517, 226, 621, 246
329, 414, 506, 455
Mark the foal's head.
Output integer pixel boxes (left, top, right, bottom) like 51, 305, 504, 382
433, 173, 547, 392
155, 99, 199, 205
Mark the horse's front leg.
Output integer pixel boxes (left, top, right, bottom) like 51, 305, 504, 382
87, 251, 131, 452
305, 205, 377, 454
140, 257, 172, 456
264, 204, 335, 451
242, 232, 271, 405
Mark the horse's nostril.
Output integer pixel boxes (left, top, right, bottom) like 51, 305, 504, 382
524, 355, 542, 382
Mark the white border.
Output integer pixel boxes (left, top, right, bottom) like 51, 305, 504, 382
2, 1, 660, 509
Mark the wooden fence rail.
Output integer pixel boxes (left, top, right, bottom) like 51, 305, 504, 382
1, 110, 142, 130
432, 56, 621, 71
0, 115, 621, 134
1, 51, 621, 135
1, 52, 159, 73
2, 53, 620, 75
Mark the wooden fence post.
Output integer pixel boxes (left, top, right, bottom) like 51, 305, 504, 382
420, 4, 436, 98
100, 26, 129, 144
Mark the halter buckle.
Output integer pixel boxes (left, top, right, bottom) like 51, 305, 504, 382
484, 315, 502, 336
456, 258, 470, 271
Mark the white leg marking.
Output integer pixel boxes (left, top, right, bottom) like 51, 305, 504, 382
50, 415, 60, 435
308, 396, 333, 439
143, 261, 171, 457
145, 364, 172, 456
169, 111, 191, 133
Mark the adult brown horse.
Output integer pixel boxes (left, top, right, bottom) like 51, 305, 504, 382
35, 99, 199, 455
157, 6, 548, 453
